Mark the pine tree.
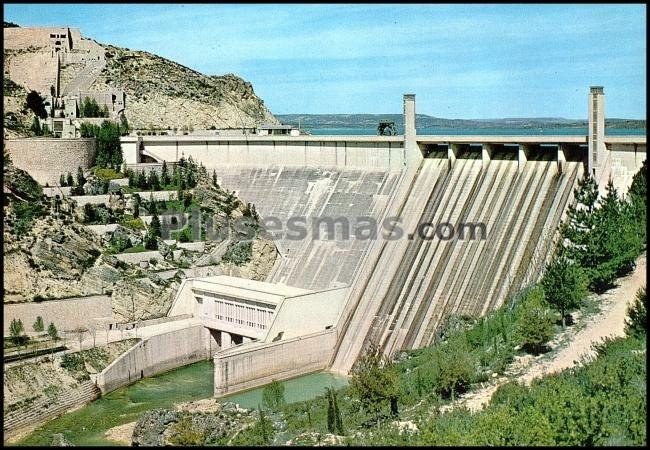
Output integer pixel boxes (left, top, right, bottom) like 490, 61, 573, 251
132, 193, 141, 218
148, 193, 158, 215
9, 318, 25, 345
149, 213, 162, 238
326, 387, 336, 433
47, 322, 59, 341
147, 170, 160, 191
76, 166, 86, 187
559, 174, 599, 264
33, 316, 45, 332
212, 170, 219, 188
515, 287, 554, 354
59, 173, 67, 187
350, 344, 400, 423
161, 160, 170, 186
66, 172, 74, 187
541, 256, 588, 328
30, 116, 42, 135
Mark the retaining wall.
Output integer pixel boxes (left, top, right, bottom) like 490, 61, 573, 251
213, 329, 338, 396
3, 380, 100, 441
3, 295, 112, 335
94, 325, 213, 393
5, 138, 96, 186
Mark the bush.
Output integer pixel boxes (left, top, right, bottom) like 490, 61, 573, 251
93, 167, 123, 181
515, 286, 555, 354
262, 380, 286, 410
221, 240, 253, 265
625, 286, 646, 338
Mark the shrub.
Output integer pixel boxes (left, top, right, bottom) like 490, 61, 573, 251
515, 286, 555, 354
221, 240, 253, 265
625, 286, 646, 338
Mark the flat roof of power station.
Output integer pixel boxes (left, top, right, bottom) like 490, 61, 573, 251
191, 275, 313, 306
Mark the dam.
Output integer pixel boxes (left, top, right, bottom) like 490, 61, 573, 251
120, 87, 646, 391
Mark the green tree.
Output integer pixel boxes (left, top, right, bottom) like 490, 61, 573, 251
262, 380, 286, 410
147, 170, 160, 191
59, 173, 67, 187
76, 166, 86, 187
326, 387, 345, 435
149, 213, 162, 238
132, 193, 141, 218
559, 174, 599, 264
161, 160, 170, 186
212, 169, 219, 188
625, 286, 646, 338
515, 287, 554, 354
30, 116, 42, 135
541, 256, 588, 328
47, 322, 59, 341
33, 316, 45, 332
9, 318, 25, 345
137, 170, 148, 189
66, 172, 74, 187
119, 114, 130, 135
350, 344, 401, 423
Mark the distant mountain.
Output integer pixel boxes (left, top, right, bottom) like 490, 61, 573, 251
276, 114, 646, 130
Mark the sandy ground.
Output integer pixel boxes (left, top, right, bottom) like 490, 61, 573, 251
448, 253, 646, 413
104, 421, 136, 445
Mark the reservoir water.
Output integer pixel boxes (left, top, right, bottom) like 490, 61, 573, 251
15, 361, 347, 446
307, 127, 646, 136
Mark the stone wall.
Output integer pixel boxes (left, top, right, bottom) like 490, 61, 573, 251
3, 380, 99, 441
3, 295, 112, 335
94, 325, 213, 394
213, 329, 338, 396
4, 138, 96, 186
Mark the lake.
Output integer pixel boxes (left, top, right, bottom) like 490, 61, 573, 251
306, 127, 646, 136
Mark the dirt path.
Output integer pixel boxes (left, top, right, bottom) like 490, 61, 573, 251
450, 254, 646, 413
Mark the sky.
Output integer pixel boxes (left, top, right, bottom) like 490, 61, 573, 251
4, 3, 647, 119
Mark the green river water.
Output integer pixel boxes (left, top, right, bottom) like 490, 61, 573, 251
15, 361, 348, 446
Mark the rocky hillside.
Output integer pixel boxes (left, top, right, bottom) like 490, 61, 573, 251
97, 45, 278, 130
3, 155, 278, 321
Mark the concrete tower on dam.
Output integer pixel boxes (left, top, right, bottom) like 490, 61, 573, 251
588, 86, 606, 179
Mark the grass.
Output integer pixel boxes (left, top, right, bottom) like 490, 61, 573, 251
121, 244, 147, 253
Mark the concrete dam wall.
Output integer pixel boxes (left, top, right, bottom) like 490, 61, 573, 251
330, 154, 583, 373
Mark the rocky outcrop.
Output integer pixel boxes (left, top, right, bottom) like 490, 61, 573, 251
131, 402, 255, 446
111, 277, 179, 322
98, 46, 278, 130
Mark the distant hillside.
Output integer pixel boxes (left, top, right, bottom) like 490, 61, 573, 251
276, 114, 646, 130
